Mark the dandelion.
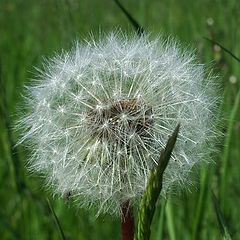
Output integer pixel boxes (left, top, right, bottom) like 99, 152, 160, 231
18, 32, 217, 216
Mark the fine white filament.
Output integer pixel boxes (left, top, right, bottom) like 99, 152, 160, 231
18, 32, 217, 215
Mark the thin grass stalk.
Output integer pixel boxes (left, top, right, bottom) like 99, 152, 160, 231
112, 0, 144, 36
156, 200, 166, 240
212, 192, 232, 240
192, 167, 209, 239
47, 198, 66, 240
220, 89, 240, 206
166, 201, 176, 240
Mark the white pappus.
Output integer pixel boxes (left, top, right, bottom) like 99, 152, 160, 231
17, 32, 218, 216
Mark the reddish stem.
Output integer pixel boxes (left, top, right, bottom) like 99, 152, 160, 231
121, 201, 135, 240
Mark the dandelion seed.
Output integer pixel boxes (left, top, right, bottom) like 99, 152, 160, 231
17, 32, 218, 216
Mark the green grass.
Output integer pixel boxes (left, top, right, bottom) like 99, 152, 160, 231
1, 0, 240, 239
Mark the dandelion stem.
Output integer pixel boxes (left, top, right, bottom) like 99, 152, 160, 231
121, 201, 135, 240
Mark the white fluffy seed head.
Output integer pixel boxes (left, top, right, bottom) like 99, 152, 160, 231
17, 32, 218, 216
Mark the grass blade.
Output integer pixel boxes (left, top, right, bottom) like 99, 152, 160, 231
112, 0, 144, 36
47, 198, 66, 240
166, 201, 176, 240
212, 192, 232, 240
135, 124, 180, 240
0, 62, 26, 194
156, 200, 166, 240
191, 168, 209, 239
204, 39, 240, 208
204, 37, 240, 63
220, 89, 240, 205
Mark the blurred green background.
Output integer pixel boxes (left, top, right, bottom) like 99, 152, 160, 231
0, 0, 240, 239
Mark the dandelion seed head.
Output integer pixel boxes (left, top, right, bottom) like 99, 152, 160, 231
18, 32, 218, 216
